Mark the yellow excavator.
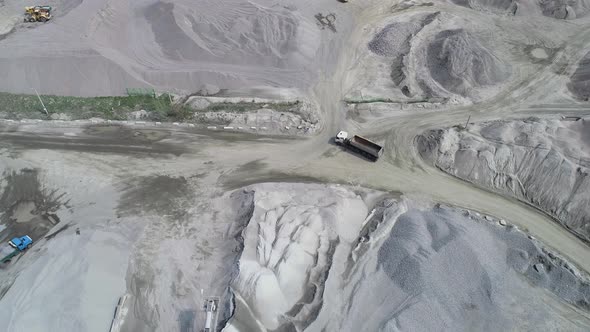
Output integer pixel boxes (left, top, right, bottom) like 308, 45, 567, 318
24, 6, 52, 23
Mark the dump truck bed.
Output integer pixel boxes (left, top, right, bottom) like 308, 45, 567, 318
0, 244, 17, 261
349, 135, 383, 156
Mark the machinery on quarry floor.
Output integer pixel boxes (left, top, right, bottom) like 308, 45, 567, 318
0, 235, 33, 264
335, 131, 384, 161
24, 6, 52, 23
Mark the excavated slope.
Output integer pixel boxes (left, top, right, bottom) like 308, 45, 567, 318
418, 117, 590, 243
223, 183, 590, 331
427, 29, 510, 97
366, 15, 510, 100
569, 51, 590, 100
452, 0, 590, 19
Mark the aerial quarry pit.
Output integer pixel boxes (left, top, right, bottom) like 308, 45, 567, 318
1, 0, 590, 331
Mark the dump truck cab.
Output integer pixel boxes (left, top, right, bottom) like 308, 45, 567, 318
9, 236, 33, 251
335, 131, 349, 144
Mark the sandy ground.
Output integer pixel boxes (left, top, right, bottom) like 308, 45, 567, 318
0, 0, 352, 96
1, 120, 590, 331
1, 0, 590, 331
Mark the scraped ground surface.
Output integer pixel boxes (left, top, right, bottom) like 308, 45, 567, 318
0, 0, 351, 96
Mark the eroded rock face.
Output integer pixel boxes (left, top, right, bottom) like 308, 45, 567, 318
227, 183, 368, 330
427, 29, 510, 97
417, 117, 590, 242
224, 184, 590, 331
538, 0, 590, 19
323, 205, 590, 331
569, 51, 590, 100
452, 0, 590, 19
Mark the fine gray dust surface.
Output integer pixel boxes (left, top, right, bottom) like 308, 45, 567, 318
0, 0, 348, 95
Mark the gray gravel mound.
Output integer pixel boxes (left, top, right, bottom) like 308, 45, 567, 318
417, 117, 590, 243
373, 206, 590, 329
225, 184, 590, 331
539, 0, 590, 19
569, 51, 590, 100
368, 13, 439, 93
452, 0, 590, 19
368, 13, 439, 58
451, 0, 517, 13
427, 29, 510, 96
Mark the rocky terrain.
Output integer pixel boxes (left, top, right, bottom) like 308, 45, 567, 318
452, 0, 590, 19
355, 8, 523, 105
185, 96, 320, 134
418, 116, 590, 243
569, 51, 590, 100
1, 0, 590, 331
224, 183, 590, 331
426, 29, 510, 97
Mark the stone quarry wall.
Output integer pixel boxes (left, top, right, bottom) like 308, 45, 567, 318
417, 117, 590, 243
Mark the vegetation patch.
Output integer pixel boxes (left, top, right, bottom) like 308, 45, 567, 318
0, 92, 193, 121
203, 101, 301, 113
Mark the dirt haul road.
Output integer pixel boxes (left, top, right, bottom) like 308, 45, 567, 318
1, 0, 590, 331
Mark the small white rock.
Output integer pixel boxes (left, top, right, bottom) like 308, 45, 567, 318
499, 219, 507, 226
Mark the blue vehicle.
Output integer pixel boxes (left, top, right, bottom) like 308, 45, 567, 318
0, 235, 33, 264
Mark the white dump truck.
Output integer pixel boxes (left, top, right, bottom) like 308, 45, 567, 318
335, 131, 384, 161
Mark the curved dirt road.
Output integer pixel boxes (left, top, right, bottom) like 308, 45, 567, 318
268, 2, 590, 272
2, 1, 589, 274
